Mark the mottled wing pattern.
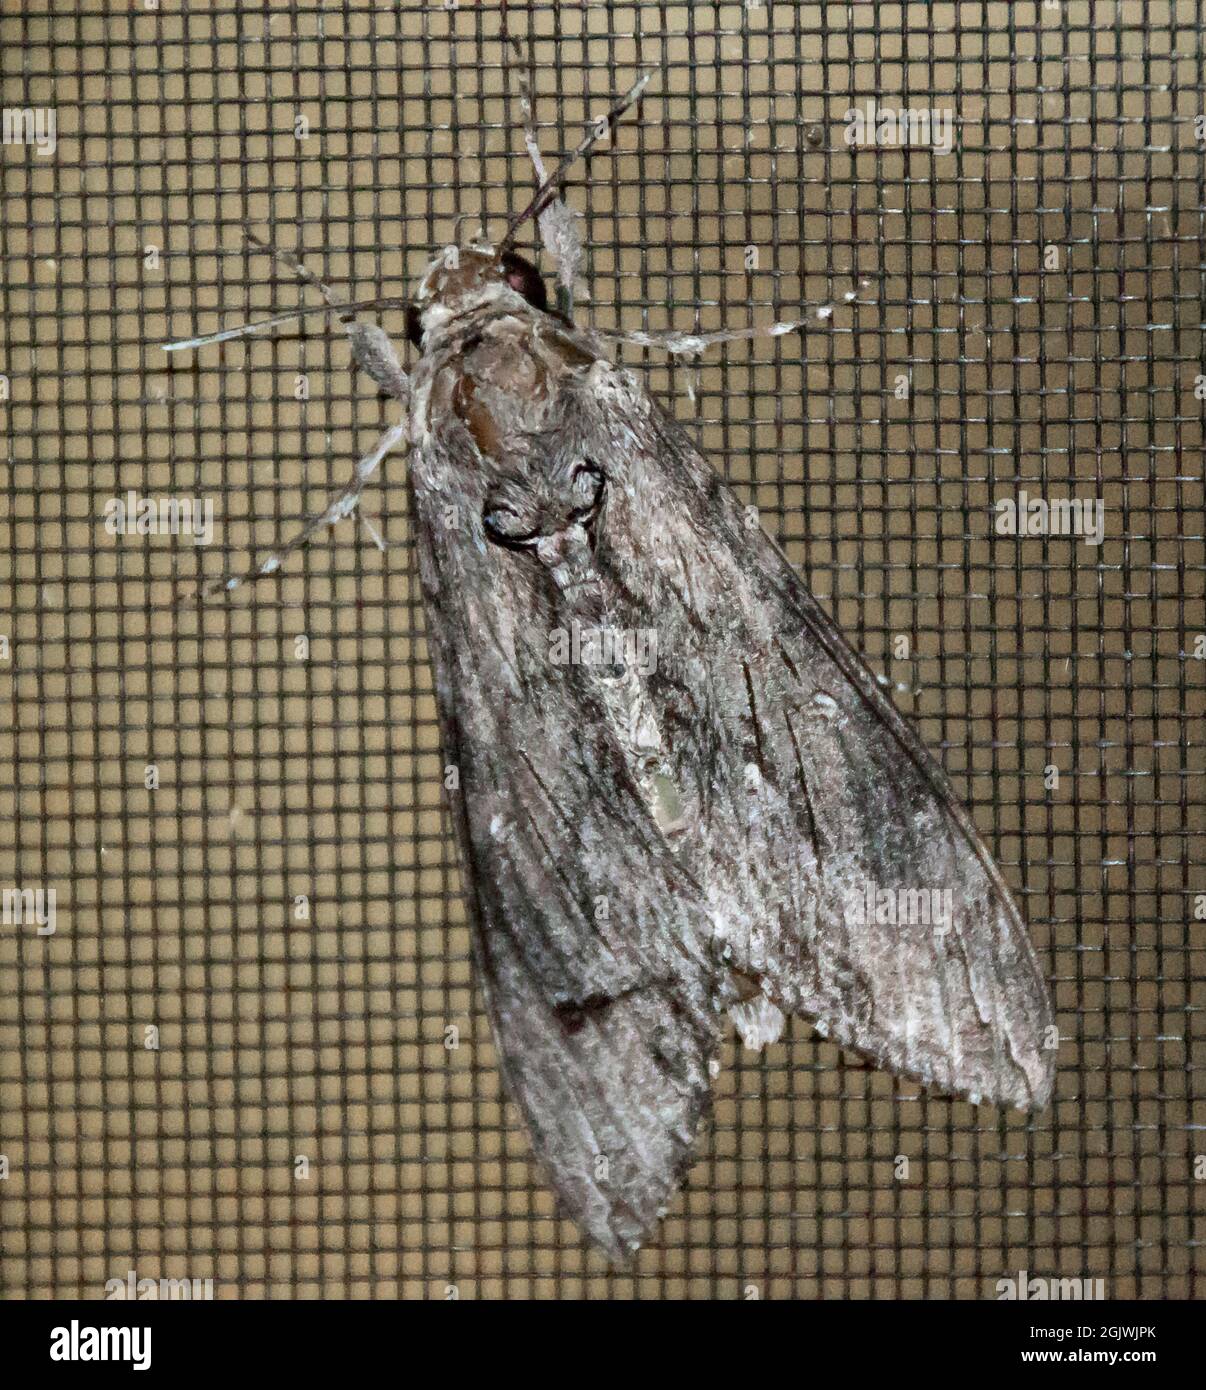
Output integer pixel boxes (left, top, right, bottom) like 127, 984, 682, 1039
409, 425, 721, 1262
562, 360, 1055, 1111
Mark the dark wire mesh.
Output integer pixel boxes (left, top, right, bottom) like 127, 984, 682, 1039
0, 0, 1201, 1298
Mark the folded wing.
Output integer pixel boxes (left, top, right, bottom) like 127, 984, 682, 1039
410, 426, 721, 1261
578, 362, 1055, 1110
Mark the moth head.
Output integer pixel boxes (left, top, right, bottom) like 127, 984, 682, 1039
408, 245, 548, 349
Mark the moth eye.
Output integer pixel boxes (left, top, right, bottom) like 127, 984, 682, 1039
499, 251, 548, 312
483, 503, 539, 547
405, 303, 423, 348
569, 463, 605, 521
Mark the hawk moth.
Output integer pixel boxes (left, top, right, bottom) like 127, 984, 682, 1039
164, 70, 1056, 1264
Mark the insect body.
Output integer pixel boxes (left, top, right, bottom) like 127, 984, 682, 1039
165, 78, 1055, 1263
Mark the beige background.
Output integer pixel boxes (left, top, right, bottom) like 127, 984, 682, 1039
0, 0, 1201, 1297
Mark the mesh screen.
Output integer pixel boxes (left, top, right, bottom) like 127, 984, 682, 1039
0, 0, 1201, 1298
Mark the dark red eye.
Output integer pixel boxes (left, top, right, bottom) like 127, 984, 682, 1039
499, 251, 548, 312
405, 303, 423, 348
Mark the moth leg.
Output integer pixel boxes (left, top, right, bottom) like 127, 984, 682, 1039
185, 419, 408, 600
509, 38, 583, 315
592, 276, 878, 356
358, 511, 400, 553
245, 230, 411, 402
245, 228, 345, 309
592, 320, 810, 357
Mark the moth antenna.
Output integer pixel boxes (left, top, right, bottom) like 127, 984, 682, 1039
499, 69, 652, 250
161, 295, 408, 353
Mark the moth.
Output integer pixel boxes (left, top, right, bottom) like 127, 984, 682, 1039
164, 65, 1056, 1263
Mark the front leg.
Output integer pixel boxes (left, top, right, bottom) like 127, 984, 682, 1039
509, 39, 583, 316
344, 320, 410, 404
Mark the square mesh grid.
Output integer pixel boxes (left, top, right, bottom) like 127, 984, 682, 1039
0, 0, 1201, 1298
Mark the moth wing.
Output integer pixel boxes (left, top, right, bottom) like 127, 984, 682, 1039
579, 362, 1055, 1110
410, 442, 721, 1262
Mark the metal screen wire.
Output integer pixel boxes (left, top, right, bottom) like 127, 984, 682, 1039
0, 0, 1201, 1298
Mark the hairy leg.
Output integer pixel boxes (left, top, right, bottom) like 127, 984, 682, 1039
243, 230, 410, 401
166, 230, 413, 601
509, 39, 582, 314
186, 419, 409, 600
